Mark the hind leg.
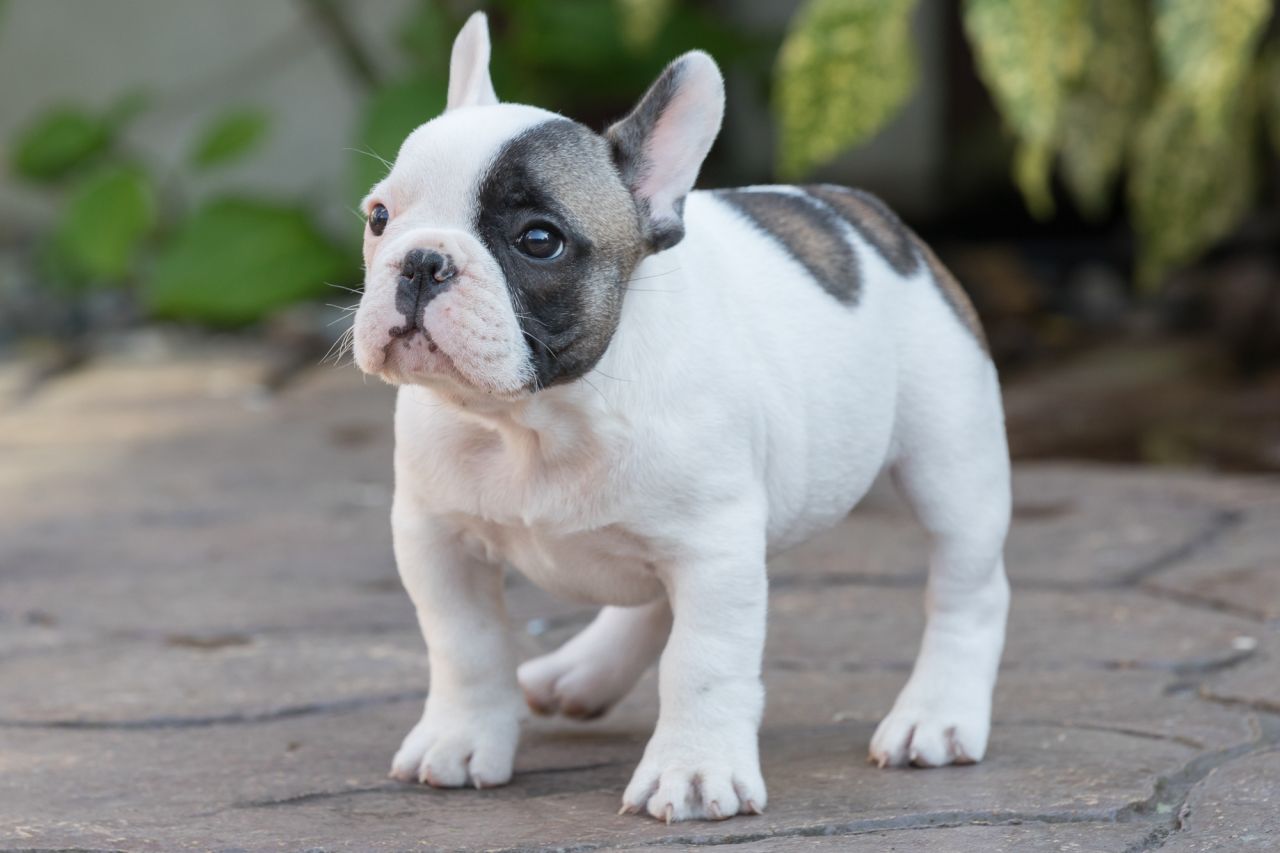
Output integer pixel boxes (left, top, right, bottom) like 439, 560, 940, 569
870, 372, 1011, 768
518, 599, 671, 719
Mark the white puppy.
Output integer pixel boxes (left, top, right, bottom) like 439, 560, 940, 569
352, 13, 1011, 823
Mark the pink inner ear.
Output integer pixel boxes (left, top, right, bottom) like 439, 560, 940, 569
635, 65, 723, 223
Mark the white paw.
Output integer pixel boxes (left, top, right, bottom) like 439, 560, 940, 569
620, 728, 766, 822
389, 704, 520, 788
517, 648, 637, 720
869, 699, 990, 768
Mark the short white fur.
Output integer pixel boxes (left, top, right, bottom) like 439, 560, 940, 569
357, 12, 1012, 823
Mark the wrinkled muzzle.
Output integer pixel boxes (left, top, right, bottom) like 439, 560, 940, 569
353, 229, 532, 395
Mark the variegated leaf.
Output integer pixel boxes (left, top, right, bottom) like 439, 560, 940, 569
963, 0, 1088, 217
1058, 0, 1155, 219
1129, 90, 1257, 288
774, 0, 919, 180
1152, 0, 1271, 134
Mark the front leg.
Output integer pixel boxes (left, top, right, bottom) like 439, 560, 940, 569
388, 500, 523, 789
621, 502, 769, 822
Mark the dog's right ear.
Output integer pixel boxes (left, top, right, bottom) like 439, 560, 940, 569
446, 12, 499, 111
606, 52, 725, 253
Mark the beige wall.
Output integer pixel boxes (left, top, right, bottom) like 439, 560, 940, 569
0, 0, 414, 238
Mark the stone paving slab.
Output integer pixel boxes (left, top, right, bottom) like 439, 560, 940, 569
1, 352, 1279, 851
1162, 748, 1280, 851
0, 702, 1201, 851
728, 823, 1157, 852
1145, 511, 1280, 622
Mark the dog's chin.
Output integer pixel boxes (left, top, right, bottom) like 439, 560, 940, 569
357, 329, 530, 401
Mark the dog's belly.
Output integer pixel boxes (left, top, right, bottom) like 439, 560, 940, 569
461, 519, 665, 606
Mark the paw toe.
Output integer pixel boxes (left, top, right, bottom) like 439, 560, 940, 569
623, 762, 765, 822
871, 709, 988, 769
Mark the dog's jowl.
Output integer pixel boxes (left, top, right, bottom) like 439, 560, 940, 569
351, 12, 1011, 823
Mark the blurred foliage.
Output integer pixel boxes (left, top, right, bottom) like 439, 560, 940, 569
9, 0, 1279, 331
190, 109, 270, 169
146, 199, 348, 326
781, 0, 1279, 288
618, 0, 675, 50
1129, 88, 1258, 288
783, 0, 1274, 286
963, 0, 1086, 219
53, 164, 155, 283
774, 0, 918, 180
8, 93, 349, 326
1057, 0, 1154, 219
12, 107, 112, 182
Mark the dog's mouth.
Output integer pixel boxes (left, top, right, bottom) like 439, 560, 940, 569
376, 323, 514, 399
381, 324, 448, 371
385, 323, 439, 353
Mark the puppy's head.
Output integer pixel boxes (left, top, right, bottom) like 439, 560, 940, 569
352, 12, 724, 398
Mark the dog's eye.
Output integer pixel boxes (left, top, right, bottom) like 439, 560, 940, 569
516, 226, 564, 260
368, 204, 389, 237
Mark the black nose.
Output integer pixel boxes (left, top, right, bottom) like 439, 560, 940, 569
396, 249, 457, 323
401, 248, 456, 283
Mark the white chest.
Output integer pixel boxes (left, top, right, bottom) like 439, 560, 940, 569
458, 517, 665, 606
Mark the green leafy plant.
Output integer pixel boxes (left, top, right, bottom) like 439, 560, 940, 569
775, 0, 919, 180
8, 95, 352, 326
146, 199, 348, 326
775, 0, 1280, 288
190, 109, 270, 169
12, 107, 113, 183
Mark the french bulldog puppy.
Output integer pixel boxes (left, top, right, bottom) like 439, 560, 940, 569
352, 12, 1011, 823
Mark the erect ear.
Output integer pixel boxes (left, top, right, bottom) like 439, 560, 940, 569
447, 12, 499, 111
606, 51, 725, 252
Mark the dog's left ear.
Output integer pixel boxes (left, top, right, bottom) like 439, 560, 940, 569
447, 12, 499, 111
607, 51, 725, 252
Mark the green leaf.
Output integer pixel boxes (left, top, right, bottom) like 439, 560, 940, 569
53, 164, 155, 283
352, 77, 446, 200
963, 0, 1088, 218
774, 0, 919, 180
1057, 0, 1155, 219
145, 199, 351, 326
11, 107, 111, 183
616, 0, 674, 51
190, 109, 270, 169
1152, 0, 1270, 133
1129, 91, 1257, 289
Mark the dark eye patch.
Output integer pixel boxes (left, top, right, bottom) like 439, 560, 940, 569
473, 119, 645, 390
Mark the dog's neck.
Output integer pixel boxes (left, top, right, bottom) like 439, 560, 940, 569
402, 376, 620, 466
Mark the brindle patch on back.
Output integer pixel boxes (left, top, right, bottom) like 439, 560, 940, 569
804, 184, 918, 277
715, 189, 861, 305
910, 235, 989, 352
809, 183, 988, 351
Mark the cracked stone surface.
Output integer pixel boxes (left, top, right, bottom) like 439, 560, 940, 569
1, 351, 1278, 851
1162, 748, 1280, 851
